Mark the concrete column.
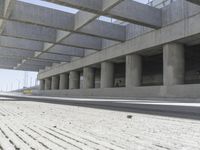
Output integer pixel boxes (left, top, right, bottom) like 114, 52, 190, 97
39, 79, 45, 90
101, 62, 114, 88
44, 78, 51, 90
83, 67, 95, 89
69, 71, 79, 89
163, 43, 185, 86
59, 73, 69, 90
51, 76, 59, 90
126, 54, 142, 87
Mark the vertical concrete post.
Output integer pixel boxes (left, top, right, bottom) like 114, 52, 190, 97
51, 76, 59, 90
59, 73, 69, 90
101, 62, 114, 88
163, 43, 185, 86
83, 67, 95, 89
126, 54, 142, 87
39, 79, 45, 90
69, 71, 79, 89
44, 78, 51, 90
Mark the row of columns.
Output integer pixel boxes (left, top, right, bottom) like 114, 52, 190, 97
40, 43, 185, 90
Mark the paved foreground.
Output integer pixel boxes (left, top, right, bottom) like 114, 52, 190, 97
0, 97, 200, 150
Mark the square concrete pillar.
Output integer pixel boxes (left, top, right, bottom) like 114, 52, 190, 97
59, 73, 69, 90
69, 71, 80, 89
51, 76, 59, 90
163, 43, 185, 86
44, 78, 51, 90
39, 79, 45, 90
101, 62, 114, 88
126, 54, 142, 87
83, 67, 95, 89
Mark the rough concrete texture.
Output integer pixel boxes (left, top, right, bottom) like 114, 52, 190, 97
0, 99, 200, 150
51, 76, 59, 90
34, 84, 200, 99
163, 43, 185, 86
101, 62, 114, 88
83, 67, 95, 89
59, 73, 69, 90
126, 54, 142, 87
44, 78, 51, 90
69, 71, 79, 89
39, 79, 45, 90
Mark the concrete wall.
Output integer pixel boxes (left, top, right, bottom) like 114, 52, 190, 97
33, 84, 200, 99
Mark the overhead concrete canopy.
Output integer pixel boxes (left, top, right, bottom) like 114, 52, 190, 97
0, 0, 163, 72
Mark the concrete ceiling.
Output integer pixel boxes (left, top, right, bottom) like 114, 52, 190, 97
0, 0, 163, 72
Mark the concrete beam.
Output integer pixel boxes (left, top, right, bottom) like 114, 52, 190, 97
186, 0, 200, 5
0, 36, 43, 51
48, 45, 85, 57
108, 0, 162, 28
2, 21, 103, 50
0, 57, 20, 66
45, 0, 161, 28
24, 60, 52, 67
0, 46, 34, 57
60, 33, 102, 50
38, 9, 200, 79
79, 20, 126, 41
0, 0, 15, 33
11, 1, 74, 30
17, 64, 44, 72
3, 20, 57, 43
47, 0, 102, 12
2, 1, 126, 41
38, 53, 71, 62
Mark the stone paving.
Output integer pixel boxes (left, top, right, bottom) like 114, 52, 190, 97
0, 97, 200, 150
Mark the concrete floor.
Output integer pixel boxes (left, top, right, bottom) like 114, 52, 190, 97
0, 96, 200, 150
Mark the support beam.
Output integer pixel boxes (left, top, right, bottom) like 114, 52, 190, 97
51, 76, 59, 90
59, 73, 69, 90
101, 62, 114, 88
0, 0, 16, 33
48, 45, 85, 57
3, 20, 57, 43
2, 1, 126, 41
60, 33, 102, 50
38, 53, 71, 62
46, 0, 162, 28
83, 67, 95, 88
39, 79, 45, 90
163, 43, 185, 86
126, 54, 142, 87
186, 0, 200, 5
69, 71, 79, 89
45, 78, 51, 90
0, 47, 34, 57
0, 35, 43, 51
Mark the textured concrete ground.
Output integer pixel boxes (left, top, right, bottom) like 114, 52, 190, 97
0, 97, 200, 150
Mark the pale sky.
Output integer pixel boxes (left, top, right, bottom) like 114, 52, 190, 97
0, 0, 149, 91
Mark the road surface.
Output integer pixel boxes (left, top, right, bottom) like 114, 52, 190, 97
0, 96, 200, 150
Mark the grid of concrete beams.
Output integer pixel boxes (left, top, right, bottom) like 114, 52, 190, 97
0, 0, 162, 72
